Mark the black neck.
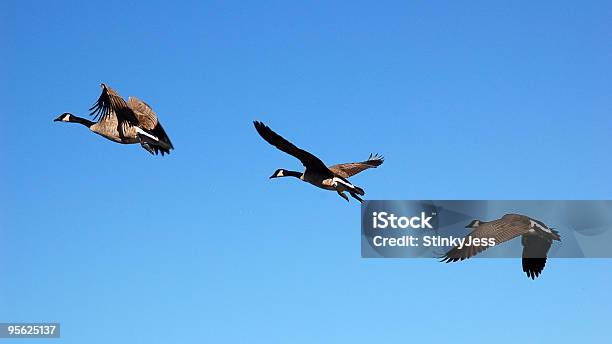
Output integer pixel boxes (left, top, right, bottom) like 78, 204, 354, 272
70, 115, 95, 128
283, 170, 302, 178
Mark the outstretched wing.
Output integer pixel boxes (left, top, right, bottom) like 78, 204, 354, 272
329, 153, 384, 178
521, 235, 553, 279
253, 121, 331, 174
128, 96, 158, 129
89, 84, 139, 124
441, 217, 531, 262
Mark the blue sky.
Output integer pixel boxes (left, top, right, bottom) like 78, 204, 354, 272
1, 0, 611, 342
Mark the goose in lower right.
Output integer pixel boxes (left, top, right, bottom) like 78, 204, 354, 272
254, 121, 383, 203
441, 214, 561, 279
54, 83, 174, 155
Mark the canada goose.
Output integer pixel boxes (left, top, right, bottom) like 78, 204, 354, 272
253, 121, 383, 203
54, 83, 174, 155
441, 214, 561, 279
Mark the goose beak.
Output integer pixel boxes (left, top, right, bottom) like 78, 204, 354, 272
53, 115, 62, 122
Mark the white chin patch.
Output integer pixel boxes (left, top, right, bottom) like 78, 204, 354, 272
277, 171, 284, 177
63, 116, 71, 122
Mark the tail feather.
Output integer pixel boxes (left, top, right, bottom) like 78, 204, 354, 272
332, 176, 365, 195
350, 192, 364, 203
137, 134, 172, 156
353, 186, 365, 196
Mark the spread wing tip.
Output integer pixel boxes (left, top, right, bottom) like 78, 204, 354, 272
439, 254, 467, 263
367, 153, 385, 166
253, 120, 271, 137
87, 84, 113, 121
522, 258, 546, 279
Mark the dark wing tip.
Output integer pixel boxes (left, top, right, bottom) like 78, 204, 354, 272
253, 121, 280, 144
367, 153, 385, 167
152, 122, 174, 150
439, 254, 462, 263
253, 120, 269, 136
88, 84, 111, 121
524, 269, 539, 279
522, 258, 546, 279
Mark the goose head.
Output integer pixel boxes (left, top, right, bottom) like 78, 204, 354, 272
465, 219, 483, 228
54, 112, 73, 122
270, 169, 286, 179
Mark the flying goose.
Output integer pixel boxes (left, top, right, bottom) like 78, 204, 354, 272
54, 83, 174, 155
441, 214, 561, 279
253, 121, 383, 203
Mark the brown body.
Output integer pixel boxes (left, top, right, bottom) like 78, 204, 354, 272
89, 114, 139, 144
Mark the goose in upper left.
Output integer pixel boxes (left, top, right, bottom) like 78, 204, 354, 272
254, 121, 383, 203
54, 83, 174, 155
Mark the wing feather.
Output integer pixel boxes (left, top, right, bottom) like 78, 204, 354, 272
253, 121, 331, 174
89, 84, 138, 124
128, 96, 158, 129
441, 217, 531, 262
329, 153, 384, 178
521, 235, 553, 279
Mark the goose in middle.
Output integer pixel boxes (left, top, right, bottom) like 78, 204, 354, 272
253, 121, 383, 203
